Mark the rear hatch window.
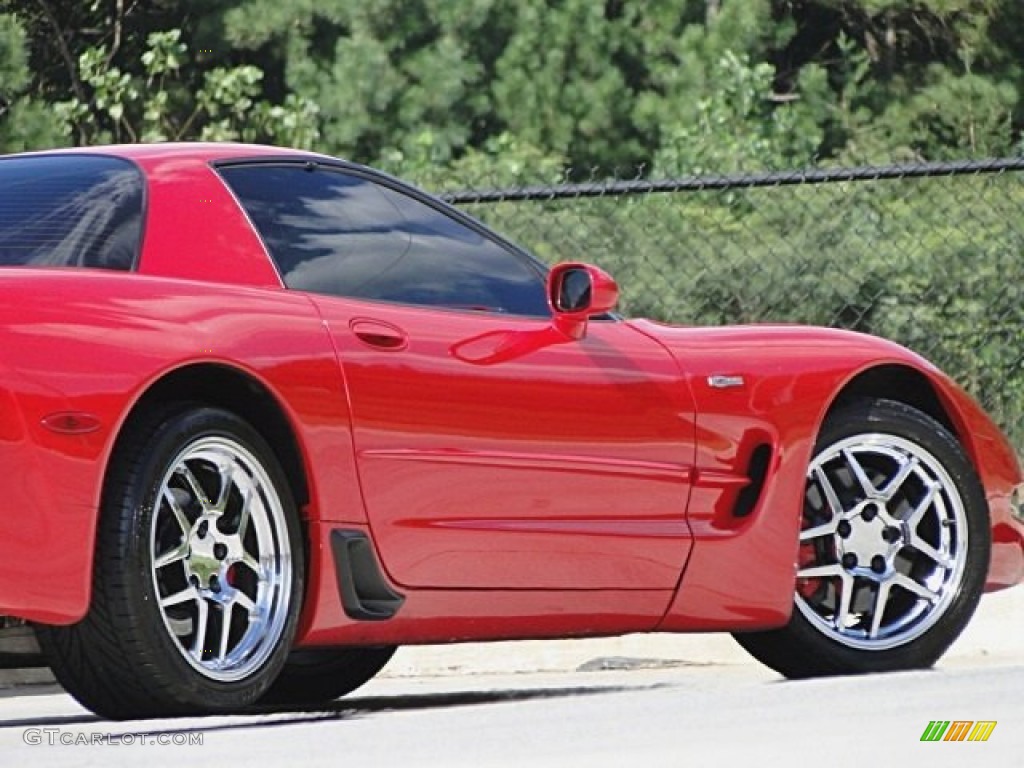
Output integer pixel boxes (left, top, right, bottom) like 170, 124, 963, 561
0, 154, 143, 271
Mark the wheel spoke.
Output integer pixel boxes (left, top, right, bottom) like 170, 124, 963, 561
812, 466, 845, 518
217, 604, 233, 662
154, 542, 189, 569
236, 486, 253, 540
834, 573, 854, 631
800, 520, 839, 541
212, 456, 249, 515
160, 583, 199, 608
163, 487, 192, 536
842, 448, 878, 499
798, 563, 844, 579
879, 454, 918, 502
908, 533, 955, 569
891, 572, 940, 603
213, 460, 235, 512
869, 580, 892, 638
190, 598, 210, 659
904, 482, 939, 528
234, 590, 256, 616
176, 464, 212, 510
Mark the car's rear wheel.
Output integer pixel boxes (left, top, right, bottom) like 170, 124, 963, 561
734, 398, 989, 677
259, 646, 397, 706
37, 405, 304, 719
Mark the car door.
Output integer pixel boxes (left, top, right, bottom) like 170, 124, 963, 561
218, 161, 697, 591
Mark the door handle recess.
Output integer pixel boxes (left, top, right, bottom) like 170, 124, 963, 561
350, 318, 409, 351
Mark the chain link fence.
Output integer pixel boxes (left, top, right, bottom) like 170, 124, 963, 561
440, 159, 1024, 450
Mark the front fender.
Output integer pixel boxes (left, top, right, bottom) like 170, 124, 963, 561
629, 320, 1023, 631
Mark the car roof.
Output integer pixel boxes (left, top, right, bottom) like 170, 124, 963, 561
4, 142, 548, 278
6, 141, 347, 166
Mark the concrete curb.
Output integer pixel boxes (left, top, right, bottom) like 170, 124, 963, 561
3, 585, 1020, 689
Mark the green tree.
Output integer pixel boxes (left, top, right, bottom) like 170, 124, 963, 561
654, 49, 828, 175
6, 0, 1024, 163
0, 13, 65, 151
3, 1, 317, 149
773, 0, 1021, 161
52, 29, 319, 146
221, 0, 503, 164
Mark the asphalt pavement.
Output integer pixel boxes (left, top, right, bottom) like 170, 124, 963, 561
0, 587, 1018, 767
0, 656, 1020, 767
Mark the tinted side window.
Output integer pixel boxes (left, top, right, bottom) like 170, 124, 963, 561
0, 155, 143, 270
219, 164, 549, 316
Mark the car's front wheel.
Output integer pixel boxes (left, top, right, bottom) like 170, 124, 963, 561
735, 398, 990, 677
38, 405, 304, 719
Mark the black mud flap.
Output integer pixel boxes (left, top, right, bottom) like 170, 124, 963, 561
330, 530, 405, 621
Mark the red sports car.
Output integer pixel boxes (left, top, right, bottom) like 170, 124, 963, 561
0, 143, 1020, 719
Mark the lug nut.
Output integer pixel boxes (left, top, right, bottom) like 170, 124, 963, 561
197, 520, 209, 539
842, 553, 858, 569
861, 506, 878, 522
871, 555, 887, 574
882, 526, 901, 543
837, 520, 852, 538
214, 543, 228, 561
209, 574, 221, 593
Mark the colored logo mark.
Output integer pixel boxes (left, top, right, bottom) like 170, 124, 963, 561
920, 720, 997, 742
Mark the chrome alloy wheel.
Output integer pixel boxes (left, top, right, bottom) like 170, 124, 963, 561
150, 436, 294, 682
796, 433, 968, 651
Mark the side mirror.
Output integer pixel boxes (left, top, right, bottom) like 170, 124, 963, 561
547, 262, 619, 339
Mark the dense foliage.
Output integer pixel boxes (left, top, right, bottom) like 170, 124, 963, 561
3, 1, 1022, 170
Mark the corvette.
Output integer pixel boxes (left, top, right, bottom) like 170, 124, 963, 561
0, 143, 1021, 719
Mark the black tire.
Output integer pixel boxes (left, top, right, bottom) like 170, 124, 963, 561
37, 404, 304, 719
259, 646, 397, 707
734, 398, 989, 678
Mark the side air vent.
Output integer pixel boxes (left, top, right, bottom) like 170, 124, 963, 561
733, 444, 772, 518
330, 530, 405, 621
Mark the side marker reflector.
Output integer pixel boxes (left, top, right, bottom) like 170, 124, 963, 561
41, 412, 102, 435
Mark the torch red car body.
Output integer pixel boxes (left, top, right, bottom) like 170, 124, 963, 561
0, 143, 1020, 719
